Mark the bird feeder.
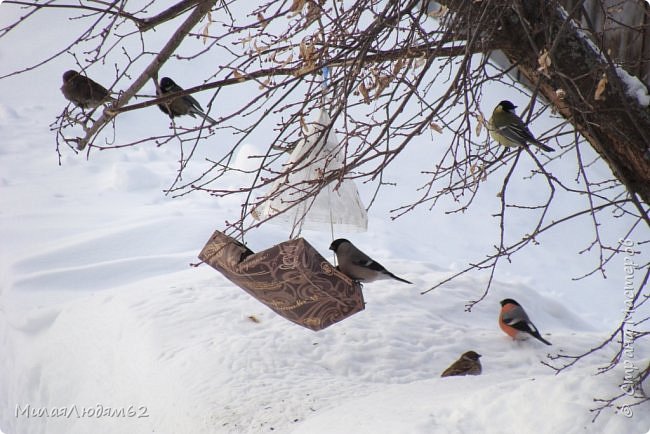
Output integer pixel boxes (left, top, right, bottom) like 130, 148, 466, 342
198, 230, 365, 331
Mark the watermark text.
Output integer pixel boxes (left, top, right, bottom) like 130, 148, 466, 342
15, 403, 149, 419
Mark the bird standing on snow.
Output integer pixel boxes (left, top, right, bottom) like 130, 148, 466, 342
488, 100, 555, 152
499, 298, 552, 345
329, 239, 412, 284
440, 351, 482, 377
157, 77, 217, 125
61, 70, 114, 109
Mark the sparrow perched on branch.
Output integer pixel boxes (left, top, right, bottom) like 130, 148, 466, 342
329, 239, 412, 284
499, 298, 552, 345
440, 351, 482, 377
157, 77, 217, 125
488, 100, 555, 152
60, 70, 114, 109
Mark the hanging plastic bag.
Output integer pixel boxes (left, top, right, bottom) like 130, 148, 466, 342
252, 109, 368, 234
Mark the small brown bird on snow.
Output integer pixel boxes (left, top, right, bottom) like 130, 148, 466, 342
440, 351, 482, 377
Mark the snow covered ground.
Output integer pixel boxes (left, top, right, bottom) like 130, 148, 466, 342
1, 3, 649, 434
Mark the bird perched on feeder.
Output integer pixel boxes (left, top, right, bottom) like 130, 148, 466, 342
488, 100, 555, 152
441, 351, 482, 377
499, 298, 552, 345
60, 70, 114, 109
157, 77, 217, 125
329, 239, 412, 284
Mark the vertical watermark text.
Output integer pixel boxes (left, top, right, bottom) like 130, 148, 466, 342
619, 238, 638, 418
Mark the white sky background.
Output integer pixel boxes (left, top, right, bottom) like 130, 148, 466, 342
0, 1, 645, 330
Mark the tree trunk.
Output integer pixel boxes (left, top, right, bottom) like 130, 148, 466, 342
441, 0, 650, 206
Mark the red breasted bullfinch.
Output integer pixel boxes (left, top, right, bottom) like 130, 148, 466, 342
157, 77, 217, 125
329, 239, 412, 284
499, 298, 551, 345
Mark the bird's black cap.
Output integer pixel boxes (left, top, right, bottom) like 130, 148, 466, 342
498, 100, 517, 111
160, 77, 176, 91
500, 298, 520, 307
329, 238, 349, 252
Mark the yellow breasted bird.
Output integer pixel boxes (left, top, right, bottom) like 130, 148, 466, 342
488, 100, 554, 152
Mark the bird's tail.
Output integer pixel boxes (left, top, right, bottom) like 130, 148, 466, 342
202, 112, 218, 126
191, 107, 218, 126
533, 140, 555, 152
389, 272, 412, 284
532, 331, 552, 345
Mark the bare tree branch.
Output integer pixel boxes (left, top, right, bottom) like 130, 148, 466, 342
76, 0, 218, 150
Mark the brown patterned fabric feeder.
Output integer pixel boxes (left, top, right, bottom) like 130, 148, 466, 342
198, 230, 365, 331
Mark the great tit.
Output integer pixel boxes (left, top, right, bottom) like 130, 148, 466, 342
488, 100, 554, 152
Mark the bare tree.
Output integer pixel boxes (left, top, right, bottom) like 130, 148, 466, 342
2, 0, 648, 417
